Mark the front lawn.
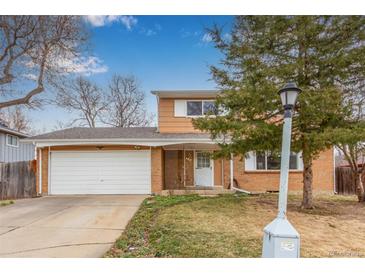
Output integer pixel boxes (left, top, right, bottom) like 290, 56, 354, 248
105, 193, 365, 258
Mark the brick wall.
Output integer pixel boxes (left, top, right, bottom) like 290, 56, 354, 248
224, 148, 334, 192
151, 147, 164, 193
36, 147, 49, 195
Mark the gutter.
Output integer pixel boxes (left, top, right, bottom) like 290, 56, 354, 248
0, 128, 30, 138
21, 138, 223, 149
21, 137, 217, 143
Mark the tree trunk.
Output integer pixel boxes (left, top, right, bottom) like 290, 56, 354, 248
357, 171, 365, 202
301, 158, 314, 209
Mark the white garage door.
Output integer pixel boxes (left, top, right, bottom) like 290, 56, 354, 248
50, 150, 151, 194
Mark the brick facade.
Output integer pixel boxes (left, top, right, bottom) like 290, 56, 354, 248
226, 148, 334, 192
36, 145, 334, 195
151, 147, 164, 193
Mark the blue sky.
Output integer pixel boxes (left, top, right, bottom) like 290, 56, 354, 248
31, 16, 234, 131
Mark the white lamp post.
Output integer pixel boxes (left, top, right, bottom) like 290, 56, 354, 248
262, 82, 302, 258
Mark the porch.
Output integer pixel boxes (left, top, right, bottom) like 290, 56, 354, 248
161, 143, 233, 193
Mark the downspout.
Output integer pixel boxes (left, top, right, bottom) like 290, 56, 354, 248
48, 146, 51, 195
230, 153, 251, 194
39, 148, 42, 195
156, 96, 160, 132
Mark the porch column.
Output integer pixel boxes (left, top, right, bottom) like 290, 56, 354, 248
230, 153, 234, 189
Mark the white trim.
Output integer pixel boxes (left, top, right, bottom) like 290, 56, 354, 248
151, 90, 219, 99
6, 134, 19, 147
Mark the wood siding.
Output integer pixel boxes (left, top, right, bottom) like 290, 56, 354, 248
158, 98, 210, 133
0, 133, 35, 163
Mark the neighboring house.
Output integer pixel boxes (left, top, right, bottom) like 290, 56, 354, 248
0, 123, 35, 163
25, 90, 334, 195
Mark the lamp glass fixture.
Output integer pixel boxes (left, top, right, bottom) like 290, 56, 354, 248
278, 82, 301, 108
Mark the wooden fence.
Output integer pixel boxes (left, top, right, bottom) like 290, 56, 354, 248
335, 166, 357, 195
0, 160, 37, 200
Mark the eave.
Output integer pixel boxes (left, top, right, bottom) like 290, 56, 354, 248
22, 138, 219, 148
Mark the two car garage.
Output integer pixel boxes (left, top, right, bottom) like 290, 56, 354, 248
49, 150, 151, 195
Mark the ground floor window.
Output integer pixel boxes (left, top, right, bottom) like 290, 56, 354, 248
6, 134, 19, 147
245, 151, 302, 171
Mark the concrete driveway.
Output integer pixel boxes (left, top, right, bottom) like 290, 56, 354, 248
0, 195, 146, 258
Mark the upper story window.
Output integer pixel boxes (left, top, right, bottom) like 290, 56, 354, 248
187, 101, 203, 116
186, 100, 216, 116
6, 134, 19, 147
174, 99, 218, 117
245, 151, 302, 171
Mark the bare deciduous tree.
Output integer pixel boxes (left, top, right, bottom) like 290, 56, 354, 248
337, 143, 365, 202
0, 105, 33, 133
55, 76, 108, 128
336, 84, 365, 202
0, 16, 87, 109
101, 75, 153, 127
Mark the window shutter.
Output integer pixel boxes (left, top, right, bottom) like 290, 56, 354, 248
244, 151, 256, 171
174, 100, 186, 117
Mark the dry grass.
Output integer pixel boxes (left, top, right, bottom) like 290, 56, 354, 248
0, 200, 14, 207
106, 193, 365, 258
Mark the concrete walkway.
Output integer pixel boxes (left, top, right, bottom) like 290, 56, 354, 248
0, 195, 146, 257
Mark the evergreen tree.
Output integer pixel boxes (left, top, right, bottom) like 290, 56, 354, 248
194, 16, 365, 208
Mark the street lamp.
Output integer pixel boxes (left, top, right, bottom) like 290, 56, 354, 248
262, 82, 302, 258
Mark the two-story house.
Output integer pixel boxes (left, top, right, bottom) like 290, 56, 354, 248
25, 90, 334, 195
0, 123, 35, 163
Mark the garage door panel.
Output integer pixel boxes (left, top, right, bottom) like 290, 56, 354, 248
50, 151, 151, 194
51, 189, 149, 195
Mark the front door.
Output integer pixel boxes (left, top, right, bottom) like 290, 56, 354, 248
195, 151, 213, 187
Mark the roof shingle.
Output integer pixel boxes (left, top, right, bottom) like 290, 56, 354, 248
26, 127, 211, 140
